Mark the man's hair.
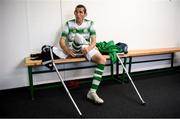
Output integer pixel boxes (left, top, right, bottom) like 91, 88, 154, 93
75, 4, 87, 14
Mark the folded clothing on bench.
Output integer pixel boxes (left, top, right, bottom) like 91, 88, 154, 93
31, 45, 61, 70
96, 41, 127, 64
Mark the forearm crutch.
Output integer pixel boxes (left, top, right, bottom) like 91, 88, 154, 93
49, 48, 82, 116
116, 53, 146, 105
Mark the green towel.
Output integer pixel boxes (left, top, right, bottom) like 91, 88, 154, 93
96, 40, 123, 64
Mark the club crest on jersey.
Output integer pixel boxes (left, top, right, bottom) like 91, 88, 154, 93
83, 29, 88, 33
73, 29, 76, 33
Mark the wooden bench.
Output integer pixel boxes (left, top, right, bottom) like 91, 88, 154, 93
116, 47, 180, 82
25, 47, 180, 99
25, 55, 112, 100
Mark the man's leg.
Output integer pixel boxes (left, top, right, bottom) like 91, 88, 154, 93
90, 64, 105, 92
87, 52, 106, 104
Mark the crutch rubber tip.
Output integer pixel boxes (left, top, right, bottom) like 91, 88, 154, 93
141, 102, 146, 105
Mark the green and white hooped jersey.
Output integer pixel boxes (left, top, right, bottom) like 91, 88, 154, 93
61, 19, 96, 51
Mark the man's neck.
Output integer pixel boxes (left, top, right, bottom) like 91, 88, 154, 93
75, 19, 83, 26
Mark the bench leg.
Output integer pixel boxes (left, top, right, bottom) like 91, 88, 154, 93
116, 59, 119, 79
110, 60, 114, 78
128, 57, 132, 74
114, 59, 123, 83
28, 66, 34, 100
122, 57, 128, 83
171, 53, 174, 68
115, 57, 128, 83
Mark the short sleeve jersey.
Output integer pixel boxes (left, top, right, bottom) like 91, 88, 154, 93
61, 19, 96, 47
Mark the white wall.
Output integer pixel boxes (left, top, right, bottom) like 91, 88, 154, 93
0, 0, 61, 89
0, 0, 180, 90
0, 0, 29, 89
62, 0, 179, 49
176, 0, 180, 65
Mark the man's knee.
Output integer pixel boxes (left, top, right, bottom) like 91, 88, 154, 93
91, 53, 106, 64
100, 56, 106, 64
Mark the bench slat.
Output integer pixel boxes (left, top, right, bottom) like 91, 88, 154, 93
25, 47, 180, 66
123, 47, 180, 57
25, 55, 110, 66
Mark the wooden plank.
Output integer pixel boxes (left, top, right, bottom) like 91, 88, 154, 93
122, 47, 180, 57
25, 47, 180, 66
25, 57, 42, 66
25, 55, 109, 66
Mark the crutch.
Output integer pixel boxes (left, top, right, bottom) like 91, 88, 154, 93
49, 47, 82, 116
116, 53, 146, 105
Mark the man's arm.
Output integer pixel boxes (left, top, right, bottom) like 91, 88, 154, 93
59, 38, 76, 57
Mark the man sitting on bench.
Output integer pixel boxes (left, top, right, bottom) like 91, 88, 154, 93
59, 4, 106, 104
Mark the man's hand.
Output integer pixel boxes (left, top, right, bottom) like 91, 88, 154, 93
81, 37, 96, 54
66, 48, 76, 57
59, 38, 76, 57
81, 47, 90, 54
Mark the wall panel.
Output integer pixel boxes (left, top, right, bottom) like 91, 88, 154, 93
0, 0, 179, 90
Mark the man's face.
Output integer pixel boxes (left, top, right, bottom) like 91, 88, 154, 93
74, 7, 86, 23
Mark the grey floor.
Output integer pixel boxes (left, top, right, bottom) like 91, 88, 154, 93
0, 69, 180, 118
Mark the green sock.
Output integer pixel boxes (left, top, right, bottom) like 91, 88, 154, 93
90, 64, 105, 92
